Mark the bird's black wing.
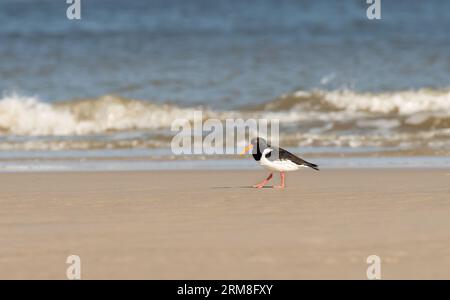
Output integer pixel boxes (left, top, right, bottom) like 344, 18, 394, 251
267, 146, 319, 171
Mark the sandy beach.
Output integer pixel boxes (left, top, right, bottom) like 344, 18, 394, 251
0, 168, 449, 279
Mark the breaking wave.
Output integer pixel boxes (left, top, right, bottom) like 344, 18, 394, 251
0, 89, 449, 154
0, 94, 214, 135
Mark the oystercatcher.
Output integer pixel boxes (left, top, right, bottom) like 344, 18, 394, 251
240, 137, 319, 188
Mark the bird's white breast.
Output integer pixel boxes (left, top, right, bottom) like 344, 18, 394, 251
259, 148, 301, 172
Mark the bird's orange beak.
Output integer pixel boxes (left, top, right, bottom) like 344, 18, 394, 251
240, 144, 253, 155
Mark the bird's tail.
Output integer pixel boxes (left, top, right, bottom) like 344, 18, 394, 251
303, 161, 319, 171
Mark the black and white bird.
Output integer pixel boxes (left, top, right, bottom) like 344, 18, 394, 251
240, 137, 319, 188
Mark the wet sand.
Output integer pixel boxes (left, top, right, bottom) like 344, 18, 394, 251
0, 169, 449, 279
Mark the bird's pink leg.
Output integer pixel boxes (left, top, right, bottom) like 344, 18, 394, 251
274, 172, 285, 189
253, 173, 273, 188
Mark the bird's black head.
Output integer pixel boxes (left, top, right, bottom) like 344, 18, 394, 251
250, 137, 268, 160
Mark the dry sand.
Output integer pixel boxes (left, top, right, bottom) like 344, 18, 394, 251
0, 169, 449, 279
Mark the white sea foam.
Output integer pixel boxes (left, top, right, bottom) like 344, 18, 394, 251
0, 90, 449, 153
296, 89, 450, 115
0, 94, 214, 136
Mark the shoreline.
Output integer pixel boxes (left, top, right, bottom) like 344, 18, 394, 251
1, 169, 449, 279
0, 156, 449, 172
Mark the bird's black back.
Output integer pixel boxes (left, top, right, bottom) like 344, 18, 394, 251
253, 141, 319, 171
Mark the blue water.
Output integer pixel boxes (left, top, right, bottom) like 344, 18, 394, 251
1, 0, 450, 107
